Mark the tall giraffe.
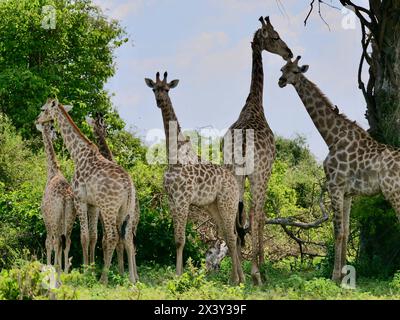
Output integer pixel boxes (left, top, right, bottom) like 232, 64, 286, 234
223, 16, 293, 285
145, 72, 245, 284
278, 55, 400, 282
86, 113, 139, 278
36, 121, 76, 273
36, 99, 139, 284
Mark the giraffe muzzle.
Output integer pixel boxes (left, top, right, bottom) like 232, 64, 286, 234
278, 77, 287, 88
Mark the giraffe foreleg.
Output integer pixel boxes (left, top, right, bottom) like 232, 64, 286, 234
170, 202, 189, 276
330, 188, 345, 283
341, 196, 352, 268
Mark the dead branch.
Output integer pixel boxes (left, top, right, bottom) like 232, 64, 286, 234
266, 183, 330, 229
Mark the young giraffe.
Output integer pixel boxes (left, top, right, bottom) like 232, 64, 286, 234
36, 121, 76, 273
278, 55, 400, 282
223, 16, 293, 285
145, 72, 245, 284
86, 113, 140, 278
36, 99, 139, 284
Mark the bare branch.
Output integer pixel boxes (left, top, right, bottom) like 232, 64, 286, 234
304, 0, 316, 26
318, 0, 331, 31
266, 184, 330, 229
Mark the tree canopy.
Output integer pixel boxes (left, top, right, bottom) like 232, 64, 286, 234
0, 0, 128, 140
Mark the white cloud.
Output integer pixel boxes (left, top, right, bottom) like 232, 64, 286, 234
92, 0, 147, 19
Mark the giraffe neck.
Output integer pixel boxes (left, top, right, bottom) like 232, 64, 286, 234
42, 124, 61, 179
239, 31, 265, 120
157, 95, 198, 164
54, 105, 97, 164
294, 75, 363, 147
93, 128, 113, 162
247, 33, 264, 105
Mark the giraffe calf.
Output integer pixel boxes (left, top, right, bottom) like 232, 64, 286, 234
37, 122, 76, 273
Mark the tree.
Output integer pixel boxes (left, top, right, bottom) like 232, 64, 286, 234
0, 0, 128, 140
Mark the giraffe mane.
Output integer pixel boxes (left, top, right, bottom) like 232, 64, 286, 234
57, 104, 98, 149
307, 79, 367, 134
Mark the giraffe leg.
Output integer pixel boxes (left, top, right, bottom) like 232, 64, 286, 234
53, 237, 62, 272
330, 188, 345, 283
64, 200, 75, 273
248, 176, 267, 286
117, 240, 124, 275
170, 202, 189, 276
75, 201, 89, 267
88, 205, 99, 266
341, 196, 352, 268
45, 234, 52, 266
100, 215, 119, 285
216, 194, 245, 285
123, 220, 137, 283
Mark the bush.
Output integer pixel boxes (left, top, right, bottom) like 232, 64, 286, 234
352, 195, 400, 278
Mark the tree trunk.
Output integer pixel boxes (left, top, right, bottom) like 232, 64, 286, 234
367, 1, 400, 145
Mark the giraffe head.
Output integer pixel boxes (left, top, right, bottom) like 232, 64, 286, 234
278, 56, 309, 88
144, 72, 179, 107
86, 112, 108, 138
254, 16, 293, 60
36, 120, 57, 140
36, 98, 73, 124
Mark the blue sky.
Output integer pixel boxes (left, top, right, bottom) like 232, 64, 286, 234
92, 0, 369, 161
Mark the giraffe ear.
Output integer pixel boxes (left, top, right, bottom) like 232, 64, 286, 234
300, 65, 309, 73
63, 105, 73, 113
145, 78, 155, 88
169, 79, 179, 89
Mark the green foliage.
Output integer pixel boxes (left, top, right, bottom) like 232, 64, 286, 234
0, 113, 44, 188
352, 195, 400, 278
0, 0, 128, 141
0, 259, 55, 300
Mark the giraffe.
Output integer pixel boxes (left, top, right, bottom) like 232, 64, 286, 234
86, 113, 140, 277
36, 99, 139, 284
145, 72, 245, 284
277, 55, 400, 282
36, 121, 76, 273
223, 16, 293, 285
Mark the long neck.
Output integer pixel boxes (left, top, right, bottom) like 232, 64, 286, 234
93, 128, 113, 162
55, 106, 96, 163
156, 94, 199, 164
239, 31, 265, 120
158, 95, 183, 158
42, 126, 60, 179
294, 75, 363, 147
247, 36, 264, 105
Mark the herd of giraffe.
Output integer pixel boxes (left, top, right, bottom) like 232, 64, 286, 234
34, 16, 400, 286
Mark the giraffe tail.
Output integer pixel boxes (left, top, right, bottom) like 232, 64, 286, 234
61, 235, 67, 250
120, 215, 130, 240
61, 199, 67, 250
236, 201, 246, 247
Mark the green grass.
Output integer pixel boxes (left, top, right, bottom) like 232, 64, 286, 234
1, 258, 400, 300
